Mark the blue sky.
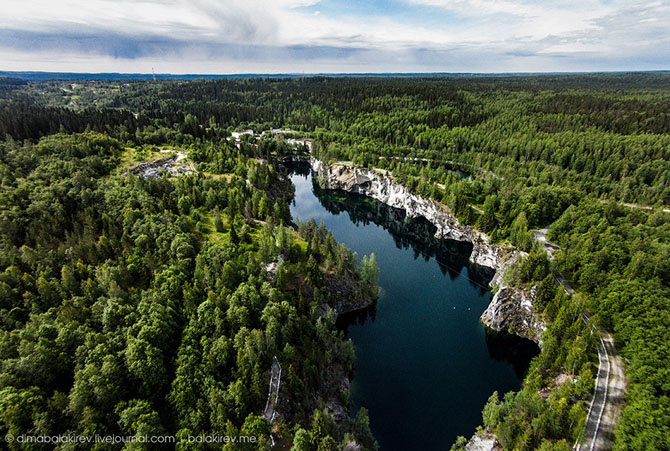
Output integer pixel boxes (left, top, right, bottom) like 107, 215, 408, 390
1, 0, 668, 74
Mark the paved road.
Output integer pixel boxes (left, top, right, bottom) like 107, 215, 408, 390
263, 357, 282, 423
531, 229, 626, 450
576, 330, 626, 451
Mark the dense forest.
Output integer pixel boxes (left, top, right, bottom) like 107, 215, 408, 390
0, 85, 380, 449
1, 73, 669, 449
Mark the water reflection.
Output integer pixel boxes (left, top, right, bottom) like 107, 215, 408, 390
285, 161, 540, 450
315, 184, 475, 280
335, 303, 377, 329
289, 160, 496, 293
485, 329, 541, 379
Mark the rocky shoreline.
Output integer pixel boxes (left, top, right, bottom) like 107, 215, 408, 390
310, 158, 545, 346
301, 158, 547, 449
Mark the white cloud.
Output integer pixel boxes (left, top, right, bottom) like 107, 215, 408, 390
404, 0, 670, 62
1, 0, 318, 43
407, 0, 612, 38
408, 0, 542, 17
0, 0, 667, 73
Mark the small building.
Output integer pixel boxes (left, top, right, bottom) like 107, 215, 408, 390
231, 129, 255, 140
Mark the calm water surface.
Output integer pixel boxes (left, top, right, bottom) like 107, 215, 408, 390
289, 166, 538, 450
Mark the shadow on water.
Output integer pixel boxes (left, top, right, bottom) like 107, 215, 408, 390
335, 303, 377, 329
311, 180, 495, 293
285, 161, 540, 450
285, 161, 482, 278
485, 329, 541, 379
285, 160, 312, 177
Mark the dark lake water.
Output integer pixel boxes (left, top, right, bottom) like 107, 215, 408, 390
288, 165, 538, 450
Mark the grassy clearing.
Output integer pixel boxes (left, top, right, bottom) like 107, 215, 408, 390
117, 146, 181, 172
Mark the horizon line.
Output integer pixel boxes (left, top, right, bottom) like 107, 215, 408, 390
2, 69, 670, 80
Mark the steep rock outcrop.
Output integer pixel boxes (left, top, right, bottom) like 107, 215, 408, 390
480, 253, 546, 347
469, 244, 507, 271
465, 431, 500, 451
328, 295, 373, 319
310, 159, 545, 345
481, 285, 545, 346
308, 159, 546, 449
312, 160, 504, 264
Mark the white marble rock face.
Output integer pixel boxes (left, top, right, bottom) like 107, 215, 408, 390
311, 159, 545, 346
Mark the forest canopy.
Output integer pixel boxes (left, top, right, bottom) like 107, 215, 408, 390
0, 73, 668, 449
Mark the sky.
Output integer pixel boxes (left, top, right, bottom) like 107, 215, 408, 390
1, 0, 669, 74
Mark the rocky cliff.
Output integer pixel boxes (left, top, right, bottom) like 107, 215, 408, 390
312, 160, 509, 267
310, 159, 545, 346
308, 159, 546, 451
479, 251, 546, 347
481, 285, 545, 347
464, 431, 500, 451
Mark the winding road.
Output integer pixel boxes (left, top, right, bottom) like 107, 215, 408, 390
531, 229, 626, 451
576, 329, 626, 451
263, 356, 282, 423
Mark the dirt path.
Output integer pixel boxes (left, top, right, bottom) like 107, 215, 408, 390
600, 199, 670, 214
